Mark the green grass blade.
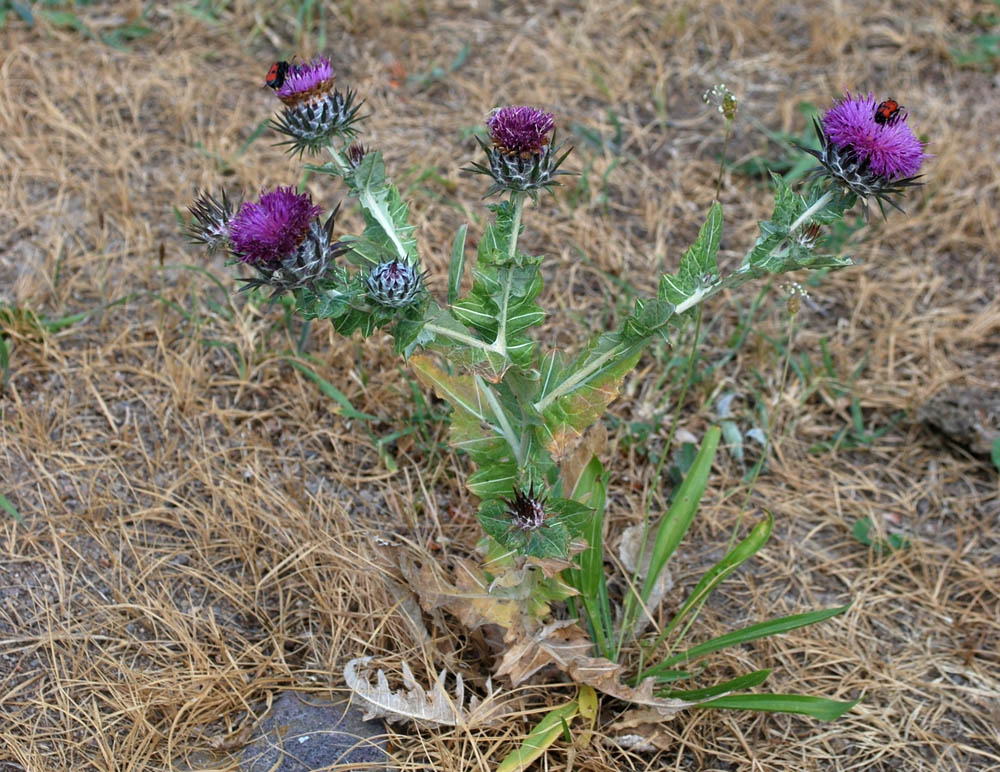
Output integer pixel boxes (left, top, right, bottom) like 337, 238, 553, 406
496, 699, 579, 772
651, 511, 773, 650
697, 693, 859, 720
644, 605, 850, 678
659, 669, 770, 700
641, 426, 721, 604
447, 223, 468, 305
285, 358, 379, 421
0, 333, 9, 391
567, 455, 612, 657
650, 669, 693, 683
0, 492, 23, 523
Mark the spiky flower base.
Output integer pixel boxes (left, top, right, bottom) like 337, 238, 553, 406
188, 190, 236, 255
503, 485, 548, 532
800, 118, 922, 217
365, 259, 424, 308
468, 134, 571, 197
272, 88, 362, 156
240, 210, 346, 298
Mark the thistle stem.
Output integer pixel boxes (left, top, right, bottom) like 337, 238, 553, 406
788, 190, 833, 234
508, 194, 524, 263
424, 322, 495, 353
724, 303, 797, 557
532, 285, 712, 414
493, 194, 526, 357
326, 145, 351, 176
776, 309, 798, 410
714, 118, 732, 200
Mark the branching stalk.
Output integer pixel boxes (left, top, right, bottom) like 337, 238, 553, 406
424, 322, 495, 353
789, 190, 833, 234
476, 374, 524, 466
532, 286, 712, 414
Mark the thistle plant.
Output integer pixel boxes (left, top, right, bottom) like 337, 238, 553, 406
187, 65, 927, 732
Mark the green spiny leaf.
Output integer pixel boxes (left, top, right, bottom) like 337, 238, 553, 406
467, 463, 519, 498
409, 354, 512, 464
659, 201, 722, 307
350, 151, 418, 265
536, 336, 644, 458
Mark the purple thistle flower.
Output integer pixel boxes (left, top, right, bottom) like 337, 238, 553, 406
821, 92, 925, 180
799, 91, 927, 217
229, 187, 321, 266
487, 105, 556, 156
268, 55, 363, 156
468, 105, 571, 197
276, 56, 335, 105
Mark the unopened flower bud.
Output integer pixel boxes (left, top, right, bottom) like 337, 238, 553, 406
502, 485, 548, 532
346, 143, 369, 170
794, 222, 823, 249
365, 259, 424, 308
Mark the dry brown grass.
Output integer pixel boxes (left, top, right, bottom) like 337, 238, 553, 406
1, 1, 998, 770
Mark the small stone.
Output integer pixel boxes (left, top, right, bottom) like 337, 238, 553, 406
240, 692, 391, 772
917, 387, 1000, 457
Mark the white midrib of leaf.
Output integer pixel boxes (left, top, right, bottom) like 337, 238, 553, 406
359, 185, 409, 262
531, 284, 712, 414
476, 374, 524, 466
328, 145, 410, 262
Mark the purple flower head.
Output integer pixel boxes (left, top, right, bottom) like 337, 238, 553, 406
822, 92, 925, 180
487, 106, 556, 156
229, 187, 321, 266
276, 56, 335, 104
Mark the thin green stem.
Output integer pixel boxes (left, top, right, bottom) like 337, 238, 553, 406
508, 194, 525, 263
532, 285, 711, 414
326, 145, 350, 176
776, 310, 798, 409
616, 304, 704, 658
725, 307, 797, 554
714, 118, 732, 201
